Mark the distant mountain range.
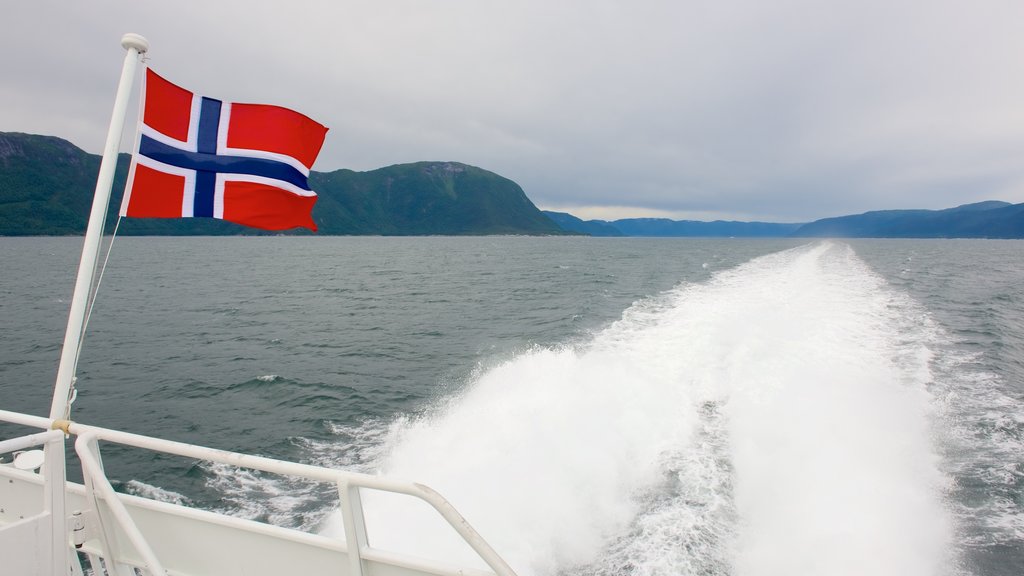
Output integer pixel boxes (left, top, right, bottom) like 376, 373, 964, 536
790, 201, 1024, 238
544, 211, 802, 237
4, 131, 1024, 238
0, 132, 564, 236
545, 200, 1024, 238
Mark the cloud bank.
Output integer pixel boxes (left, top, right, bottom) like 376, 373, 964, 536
3, 0, 1023, 221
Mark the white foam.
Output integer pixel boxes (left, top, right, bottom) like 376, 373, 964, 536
354, 345, 696, 573
125, 480, 190, 506
202, 460, 327, 530
323, 241, 955, 575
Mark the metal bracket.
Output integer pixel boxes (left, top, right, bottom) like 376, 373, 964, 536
69, 509, 99, 549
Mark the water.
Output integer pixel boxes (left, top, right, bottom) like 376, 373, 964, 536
0, 236, 1021, 575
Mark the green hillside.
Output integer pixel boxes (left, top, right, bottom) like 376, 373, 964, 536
0, 132, 116, 235
0, 132, 564, 236
311, 162, 564, 235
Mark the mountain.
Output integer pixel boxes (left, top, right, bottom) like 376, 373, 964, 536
311, 162, 564, 235
0, 132, 565, 236
545, 202, 1024, 238
791, 201, 1024, 238
541, 211, 803, 237
542, 211, 623, 236
1, 132, 114, 235
610, 218, 803, 237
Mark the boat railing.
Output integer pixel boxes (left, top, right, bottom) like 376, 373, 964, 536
0, 408, 518, 576
0, 425, 69, 576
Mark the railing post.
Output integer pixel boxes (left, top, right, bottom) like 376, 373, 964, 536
42, 432, 70, 576
77, 434, 152, 576
337, 480, 370, 576
78, 436, 118, 574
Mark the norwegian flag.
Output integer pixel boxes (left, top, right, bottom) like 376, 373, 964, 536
120, 68, 328, 231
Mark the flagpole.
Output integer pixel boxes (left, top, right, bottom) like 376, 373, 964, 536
49, 34, 149, 422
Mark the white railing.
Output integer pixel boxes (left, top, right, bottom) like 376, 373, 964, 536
0, 409, 517, 576
0, 426, 70, 576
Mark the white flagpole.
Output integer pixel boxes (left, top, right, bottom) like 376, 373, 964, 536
49, 34, 149, 421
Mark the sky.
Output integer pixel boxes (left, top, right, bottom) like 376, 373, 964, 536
3, 0, 1024, 223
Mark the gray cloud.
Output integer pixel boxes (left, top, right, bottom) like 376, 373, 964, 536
3, 0, 1024, 222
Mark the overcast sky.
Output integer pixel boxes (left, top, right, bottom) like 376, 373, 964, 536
4, 1, 1024, 222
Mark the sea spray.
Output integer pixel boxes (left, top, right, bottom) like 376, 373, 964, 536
324, 241, 954, 575
360, 346, 699, 574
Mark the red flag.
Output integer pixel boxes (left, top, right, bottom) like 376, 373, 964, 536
121, 69, 328, 231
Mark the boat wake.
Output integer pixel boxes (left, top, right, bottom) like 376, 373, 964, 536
312, 241, 957, 575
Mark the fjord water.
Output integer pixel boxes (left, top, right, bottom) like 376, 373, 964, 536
0, 237, 1021, 576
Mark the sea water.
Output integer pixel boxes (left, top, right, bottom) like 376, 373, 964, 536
0, 237, 1020, 575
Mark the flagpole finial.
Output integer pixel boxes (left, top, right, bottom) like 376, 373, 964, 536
121, 33, 149, 54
